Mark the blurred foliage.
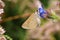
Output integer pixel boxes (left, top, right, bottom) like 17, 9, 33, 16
1, 0, 60, 40
2, 0, 27, 40
40, 0, 49, 8
54, 32, 60, 40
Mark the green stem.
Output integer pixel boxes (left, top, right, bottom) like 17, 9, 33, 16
4, 35, 13, 40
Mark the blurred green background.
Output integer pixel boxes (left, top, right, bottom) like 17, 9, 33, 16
1, 0, 60, 40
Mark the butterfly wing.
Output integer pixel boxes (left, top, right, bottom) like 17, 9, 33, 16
22, 12, 40, 29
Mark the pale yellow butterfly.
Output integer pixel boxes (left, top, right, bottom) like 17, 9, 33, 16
22, 12, 40, 29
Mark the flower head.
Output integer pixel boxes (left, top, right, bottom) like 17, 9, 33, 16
0, 25, 5, 34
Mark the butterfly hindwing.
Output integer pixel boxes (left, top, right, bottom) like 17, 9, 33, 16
22, 12, 40, 29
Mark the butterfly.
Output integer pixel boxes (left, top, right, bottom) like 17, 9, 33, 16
22, 0, 49, 29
